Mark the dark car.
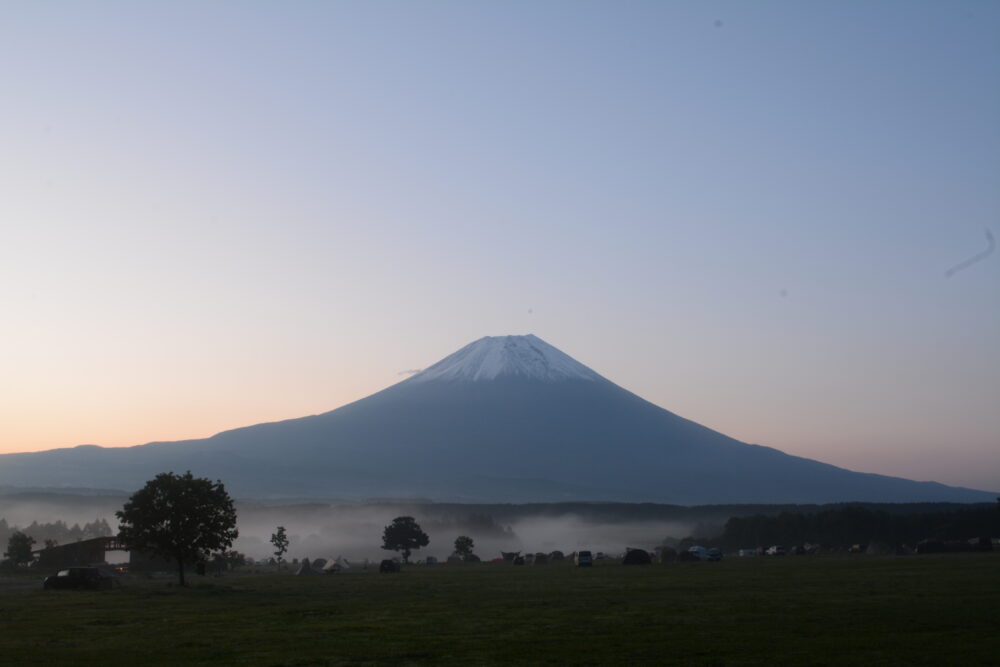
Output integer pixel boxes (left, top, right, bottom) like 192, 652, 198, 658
43, 567, 113, 590
378, 559, 400, 573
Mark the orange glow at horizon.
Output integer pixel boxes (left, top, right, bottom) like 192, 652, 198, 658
0, 377, 397, 456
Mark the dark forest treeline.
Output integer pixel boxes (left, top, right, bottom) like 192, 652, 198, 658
0, 518, 113, 547
719, 503, 1000, 550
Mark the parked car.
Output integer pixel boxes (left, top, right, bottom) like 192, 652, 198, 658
687, 545, 708, 560
766, 545, 786, 556
706, 548, 723, 561
43, 567, 113, 590
594, 552, 606, 560
378, 559, 400, 573
575, 550, 593, 567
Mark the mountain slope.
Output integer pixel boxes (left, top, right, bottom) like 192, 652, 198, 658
0, 335, 993, 503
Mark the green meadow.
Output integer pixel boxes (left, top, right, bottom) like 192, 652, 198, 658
2, 554, 997, 665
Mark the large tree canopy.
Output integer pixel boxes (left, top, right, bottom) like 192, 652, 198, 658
381, 516, 429, 564
116, 471, 238, 586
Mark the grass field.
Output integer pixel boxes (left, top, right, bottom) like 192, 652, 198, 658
1, 554, 998, 665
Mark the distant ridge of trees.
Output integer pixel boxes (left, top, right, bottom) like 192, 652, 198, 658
0, 517, 113, 547
424, 512, 513, 538
388, 501, 999, 524
719, 502, 1000, 550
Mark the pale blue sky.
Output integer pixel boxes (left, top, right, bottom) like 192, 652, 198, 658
2, 1, 998, 490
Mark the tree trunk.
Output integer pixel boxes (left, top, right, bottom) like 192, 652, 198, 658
177, 556, 186, 587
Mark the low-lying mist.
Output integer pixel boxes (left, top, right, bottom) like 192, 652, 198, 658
1, 494, 731, 563
0, 493, 125, 529
234, 508, 699, 562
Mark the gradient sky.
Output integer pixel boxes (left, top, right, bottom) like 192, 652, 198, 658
2, 1, 998, 491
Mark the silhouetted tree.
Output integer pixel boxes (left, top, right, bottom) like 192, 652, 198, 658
270, 526, 289, 567
4, 531, 36, 566
116, 471, 238, 586
381, 516, 429, 564
454, 535, 474, 557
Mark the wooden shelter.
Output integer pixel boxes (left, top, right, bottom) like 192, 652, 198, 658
34, 536, 125, 569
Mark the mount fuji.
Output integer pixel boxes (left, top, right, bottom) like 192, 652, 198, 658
0, 334, 993, 503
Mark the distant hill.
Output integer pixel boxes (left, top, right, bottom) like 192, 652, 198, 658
0, 334, 994, 503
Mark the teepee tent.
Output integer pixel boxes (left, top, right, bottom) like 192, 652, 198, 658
295, 558, 319, 575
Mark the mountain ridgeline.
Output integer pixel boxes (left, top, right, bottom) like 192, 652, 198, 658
0, 335, 994, 503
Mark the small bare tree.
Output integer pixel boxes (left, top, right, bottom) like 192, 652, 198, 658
270, 526, 289, 567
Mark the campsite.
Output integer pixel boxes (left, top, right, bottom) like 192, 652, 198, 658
2, 551, 997, 665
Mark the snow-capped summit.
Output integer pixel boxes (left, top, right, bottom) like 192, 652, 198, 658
409, 334, 605, 383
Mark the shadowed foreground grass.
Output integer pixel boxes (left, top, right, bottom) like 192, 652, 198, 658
1, 554, 998, 665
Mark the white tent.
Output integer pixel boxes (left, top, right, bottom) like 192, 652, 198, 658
321, 556, 351, 573
294, 558, 319, 575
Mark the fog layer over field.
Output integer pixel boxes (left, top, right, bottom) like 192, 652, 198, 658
234, 509, 698, 562
0, 494, 722, 562
0, 492, 125, 528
